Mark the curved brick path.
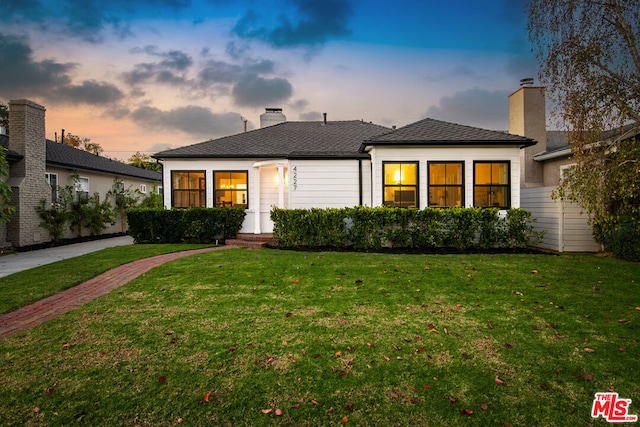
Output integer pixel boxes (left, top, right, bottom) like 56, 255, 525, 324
0, 246, 233, 339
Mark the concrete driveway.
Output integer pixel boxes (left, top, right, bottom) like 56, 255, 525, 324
0, 236, 134, 278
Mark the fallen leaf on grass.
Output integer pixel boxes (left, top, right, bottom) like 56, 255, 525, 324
275, 409, 283, 416
462, 409, 473, 416
311, 399, 320, 406
204, 391, 211, 402
424, 384, 432, 389
346, 402, 354, 412
487, 321, 494, 329
383, 354, 391, 361
342, 416, 349, 423
448, 396, 457, 404
480, 403, 488, 410
390, 392, 399, 399
261, 409, 272, 414
584, 348, 596, 353
158, 376, 166, 383
495, 376, 504, 385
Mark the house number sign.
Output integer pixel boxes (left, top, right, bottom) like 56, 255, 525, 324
293, 166, 298, 190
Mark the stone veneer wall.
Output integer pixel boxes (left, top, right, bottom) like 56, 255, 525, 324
7, 100, 52, 247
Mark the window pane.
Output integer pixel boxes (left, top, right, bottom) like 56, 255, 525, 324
447, 163, 463, 184
214, 171, 248, 207
429, 186, 446, 207
172, 171, 205, 208
445, 187, 463, 207
429, 163, 445, 185
384, 164, 402, 185
401, 163, 417, 185
475, 163, 492, 184
494, 163, 509, 184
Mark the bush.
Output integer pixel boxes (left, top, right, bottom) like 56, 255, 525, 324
127, 207, 246, 244
270, 206, 544, 251
601, 220, 640, 262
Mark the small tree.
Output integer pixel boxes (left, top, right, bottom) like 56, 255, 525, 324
107, 179, 140, 232
35, 186, 73, 242
62, 132, 104, 156
128, 151, 162, 172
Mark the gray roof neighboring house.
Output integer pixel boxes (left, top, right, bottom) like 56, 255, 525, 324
154, 120, 391, 159
0, 134, 23, 162
360, 118, 537, 150
46, 140, 162, 181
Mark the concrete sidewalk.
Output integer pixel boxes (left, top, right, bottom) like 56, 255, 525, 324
0, 236, 135, 278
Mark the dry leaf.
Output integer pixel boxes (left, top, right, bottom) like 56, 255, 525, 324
390, 391, 399, 399
275, 409, 283, 416
448, 396, 457, 403
311, 399, 320, 406
463, 409, 473, 415
480, 403, 488, 410
584, 348, 596, 353
203, 391, 211, 402
158, 376, 166, 383
495, 376, 504, 385
383, 354, 390, 361
346, 402, 354, 412
487, 321, 494, 329
261, 409, 272, 414
342, 416, 349, 423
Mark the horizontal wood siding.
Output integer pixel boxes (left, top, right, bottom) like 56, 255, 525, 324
521, 187, 560, 251
370, 146, 522, 209
562, 201, 600, 252
521, 186, 600, 252
289, 160, 360, 209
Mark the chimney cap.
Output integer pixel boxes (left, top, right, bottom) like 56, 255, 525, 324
265, 108, 283, 113
520, 77, 535, 86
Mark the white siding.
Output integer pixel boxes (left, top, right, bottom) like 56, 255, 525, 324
521, 186, 600, 252
289, 159, 362, 209
369, 146, 522, 209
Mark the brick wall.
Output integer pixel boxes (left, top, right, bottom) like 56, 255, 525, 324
7, 100, 51, 247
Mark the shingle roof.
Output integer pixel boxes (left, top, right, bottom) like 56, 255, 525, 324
46, 140, 162, 181
154, 120, 391, 159
360, 118, 536, 150
0, 134, 23, 161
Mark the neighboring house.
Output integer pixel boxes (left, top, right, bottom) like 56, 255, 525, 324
510, 83, 602, 252
1, 99, 162, 249
155, 108, 535, 234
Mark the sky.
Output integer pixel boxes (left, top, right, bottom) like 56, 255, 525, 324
0, 0, 540, 160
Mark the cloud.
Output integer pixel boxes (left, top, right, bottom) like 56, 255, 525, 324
123, 46, 194, 86
130, 105, 243, 137
232, 0, 353, 48
53, 80, 124, 104
425, 88, 511, 130
231, 75, 293, 107
0, 32, 75, 99
299, 111, 322, 121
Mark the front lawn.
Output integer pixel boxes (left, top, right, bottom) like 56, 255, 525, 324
0, 249, 638, 426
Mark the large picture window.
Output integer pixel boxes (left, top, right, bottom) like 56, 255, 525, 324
383, 162, 418, 207
428, 162, 464, 207
172, 171, 205, 208
473, 161, 510, 208
214, 171, 248, 208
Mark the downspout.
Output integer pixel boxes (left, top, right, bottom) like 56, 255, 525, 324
358, 159, 362, 206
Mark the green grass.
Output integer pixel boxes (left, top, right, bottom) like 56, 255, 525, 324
0, 244, 212, 314
1, 248, 639, 426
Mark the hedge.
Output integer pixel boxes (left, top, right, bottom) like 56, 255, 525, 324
271, 206, 544, 251
127, 207, 246, 244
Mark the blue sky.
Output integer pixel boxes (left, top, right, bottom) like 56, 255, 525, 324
0, 0, 538, 159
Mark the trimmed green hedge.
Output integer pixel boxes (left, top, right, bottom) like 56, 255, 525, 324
271, 206, 544, 251
127, 207, 246, 244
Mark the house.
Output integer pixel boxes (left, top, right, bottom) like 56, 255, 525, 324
509, 82, 602, 252
154, 107, 536, 235
1, 99, 162, 249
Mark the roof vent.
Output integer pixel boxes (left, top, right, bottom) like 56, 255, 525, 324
520, 77, 535, 87
260, 108, 286, 128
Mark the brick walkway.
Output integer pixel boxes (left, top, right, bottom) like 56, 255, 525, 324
0, 246, 232, 339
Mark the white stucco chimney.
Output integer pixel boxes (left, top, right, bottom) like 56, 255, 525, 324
509, 79, 547, 187
260, 108, 286, 128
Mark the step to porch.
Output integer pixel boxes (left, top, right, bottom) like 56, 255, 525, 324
225, 233, 275, 249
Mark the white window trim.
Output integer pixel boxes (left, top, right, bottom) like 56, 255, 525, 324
76, 177, 90, 198
45, 172, 59, 203
140, 184, 147, 194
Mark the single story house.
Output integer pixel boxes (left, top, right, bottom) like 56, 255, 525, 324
1, 99, 162, 248
154, 107, 536, 235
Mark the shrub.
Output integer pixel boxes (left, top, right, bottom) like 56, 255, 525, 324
270, 206, 544, 251
600, 219, 640, 262
127, 208, 246, 244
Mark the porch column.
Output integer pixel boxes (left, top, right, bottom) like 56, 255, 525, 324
253, 166, 261, 234
278, 163, 285, 207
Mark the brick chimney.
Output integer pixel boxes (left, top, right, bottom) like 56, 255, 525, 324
509, 79, 547, 187
7, 99, 51, 247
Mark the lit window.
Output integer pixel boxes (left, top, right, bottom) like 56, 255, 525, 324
473, 162, 510, 208
45, 172, 58, 203
428, 162, 464, 207
172, 171, 205, 208
383, 162, 418, 207
214, 171, 248, 208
